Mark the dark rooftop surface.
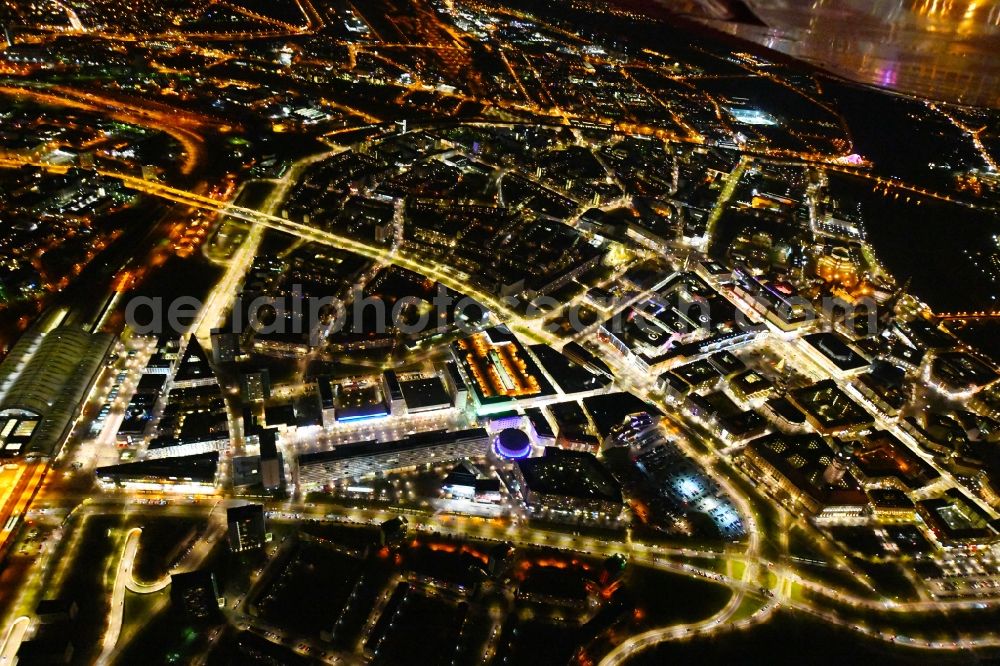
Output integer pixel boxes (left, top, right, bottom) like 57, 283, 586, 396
788, 380, 874, 431
529, 343, 610, 394
96, 452, 220, 483
747, 433, 866, 507
516, 447, 622, 504
299, 428, 488, 466
582, 392, 662, 440
803, 332, 870, 372
173, 337, 215, 383
399, 376, 452, 410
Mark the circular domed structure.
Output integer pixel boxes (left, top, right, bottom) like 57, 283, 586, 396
493, 428, 531, 459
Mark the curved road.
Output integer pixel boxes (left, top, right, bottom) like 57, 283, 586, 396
97, 527, 145, 664
0, 616, 29, 666
97, 527, 173, 664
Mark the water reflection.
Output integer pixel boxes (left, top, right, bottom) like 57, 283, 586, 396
688, 0, 1000, 107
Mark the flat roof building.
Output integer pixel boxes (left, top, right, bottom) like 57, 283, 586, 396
732, 265, 814, 331
298, 428, 490, 488
35, 599, 78, 625
95, 452, 220, 490
173, 337, 218, 389
16, 635, 74, 665
867, 488, 917, 521
851, 430, 939, 491
787, 380, 875, 435
442, 361, 469, 407
512, 447, 623, 522
729, 369, 775, 403
741, 433, 867, 515
382, 370, 405, 415
258, 428, 284, 491
451, 326, 554, 414
802, 332, 870, 377
333, 381, 389, 422
918, 489, 1000, 547
399, 375, 452, 413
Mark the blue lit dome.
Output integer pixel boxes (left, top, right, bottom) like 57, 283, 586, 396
493, 428, 531, 459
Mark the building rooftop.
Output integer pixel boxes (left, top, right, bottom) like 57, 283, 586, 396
583, 392, 661, 440
173, 337, 216, 384
852, 430, 939, 489
334, 383, 388, 421
788, 380, 874, 432
765, 396, 807, 426
443, 460, 479, 489
672, 359, 722, 388
227, 503, 264, 523
708, 350, 746, 376
258, 427, 278, 460
452, 326, 553, 410
803, 332, 870, 373
96, 452, 220, 485
299, 428, 489, 467
867, 488, 915, 511
730, 369, 775, 398
264, 403, 297, 428
746, 433, 866, 508
399, 376, 451, 411
529, 344, 610, 395
918, 489, 1000, 544
0, 326, 114, 457
516, 447, 622, 505
930, 351, 999, 393
525, 408, 555, 439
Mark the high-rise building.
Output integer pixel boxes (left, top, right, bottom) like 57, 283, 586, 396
599, 554, 628, 587
210, 328, 240, 364
258, 428, 283, 492
35, 599, 78, 626
226, 503, 266, 553
441, 361, 468, 407
381, 370, 405, 415
240, 368, 271, 403
170, 570, 221, 620
486, 542, 514, 577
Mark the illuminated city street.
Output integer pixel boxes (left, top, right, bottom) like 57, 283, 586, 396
0, 0, 997, 664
